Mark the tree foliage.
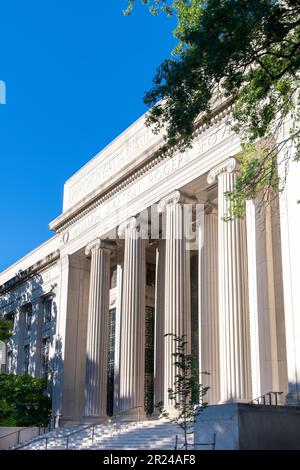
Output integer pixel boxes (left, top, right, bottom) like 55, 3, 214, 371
0, 318, 13, 342
156, 334, 209, 450
0, 374, 51, 426
126, 1, 300, 216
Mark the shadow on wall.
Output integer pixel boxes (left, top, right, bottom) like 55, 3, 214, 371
0, 271, 58, 415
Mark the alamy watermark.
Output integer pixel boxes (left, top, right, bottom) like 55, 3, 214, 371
104, 202, 207, 251
0, 80, 6, 104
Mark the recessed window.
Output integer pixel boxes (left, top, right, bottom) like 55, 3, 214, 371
7, 350, 13, 373
5, 312, 15, 326
24, 344, 30, 375
24, 304, 32, 334
146, 263, 156, 287
110, 266, 118, 289
42, 337, 50, 379
43, 297, 52, 324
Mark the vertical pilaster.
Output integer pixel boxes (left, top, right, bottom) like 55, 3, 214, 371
30, 297, 43, 378
118, 217, 146, 419
52, 253, 90, 423
208, 158, 251, 402
51, 255, 69, 418
84, 239, 111, 419
16, 307, 25, 375
278, 139, 300, 404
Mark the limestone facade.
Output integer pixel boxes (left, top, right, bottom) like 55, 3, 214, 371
1, 105, 299, 422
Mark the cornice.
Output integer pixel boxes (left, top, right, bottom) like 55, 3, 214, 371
0, 250, 60, 295
51, 102, 232, 234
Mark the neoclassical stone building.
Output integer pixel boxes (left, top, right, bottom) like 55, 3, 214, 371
1, 101, 299, 425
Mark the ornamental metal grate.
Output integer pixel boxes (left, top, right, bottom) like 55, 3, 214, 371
106, 306, 155, 417
144, 306, 154, 416
107, 308, 116, 417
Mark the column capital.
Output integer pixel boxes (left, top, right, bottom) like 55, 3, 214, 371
117, 217, 139, 237
207, 157, 237, 185
85, 239, 113, 257
157, 190, 196, 214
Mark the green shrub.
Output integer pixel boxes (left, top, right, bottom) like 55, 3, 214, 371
0, 373, 51, 426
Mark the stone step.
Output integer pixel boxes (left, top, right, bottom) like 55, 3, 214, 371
16, 419, 194, 451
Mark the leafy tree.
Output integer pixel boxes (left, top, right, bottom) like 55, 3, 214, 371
0, 318, 13, 342
0, 398, 15, 426
126, 1, 300, 216
156, 334, 209, 450
0, 374, 51, 426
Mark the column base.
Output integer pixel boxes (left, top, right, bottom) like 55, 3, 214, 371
116, 407, 147, 422
195, 403, 300, 450
218, 398, 251, 405
150, 409, 164, 419
162, 405, 180, 419
81, 415, 108, 425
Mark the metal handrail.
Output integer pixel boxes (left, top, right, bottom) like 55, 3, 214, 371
250, 391, 283, 406
175, 432, 217, 450
16, 418, 122, 450
16, 423, 92, 450
16, 406, 145, 450
73, 408, 146, 449
0, 422, 50, 444
0, 428, 27, 442
0, 427, 27, 444
48, 413, 63, 430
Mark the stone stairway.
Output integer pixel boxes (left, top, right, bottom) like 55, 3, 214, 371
15, 420, 194, 450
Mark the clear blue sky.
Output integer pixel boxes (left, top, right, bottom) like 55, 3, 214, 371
0, 1, 176, 272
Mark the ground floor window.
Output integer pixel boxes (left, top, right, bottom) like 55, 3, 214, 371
7, 349, 13, 373
23, 344, 30, 375
43, 297, 53, 324
106, 306, 155, 417
107, 308, 116, 416
41, 337, 50, 379
145, 306, 154, 416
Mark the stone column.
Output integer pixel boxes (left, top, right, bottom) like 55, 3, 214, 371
118, 217, 146, 419
199, 206, 220, 404
84, 239, 111, 420
158, 191, 192, 412
207, 158, 251, 402
154, 240, 165, 408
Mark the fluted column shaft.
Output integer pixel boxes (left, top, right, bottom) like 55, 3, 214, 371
200, 210, 219, 404
208, 159, 251, 402
118, 218, 146, 418
84, 239, 110, 418
158, 191, 191, 411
